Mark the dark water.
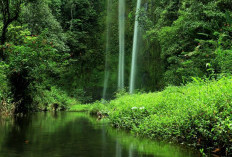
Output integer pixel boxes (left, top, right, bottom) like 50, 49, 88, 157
0, 112, 200, 157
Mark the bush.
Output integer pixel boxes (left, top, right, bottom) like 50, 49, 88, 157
0, 62, 14, 116
0, 62, 9, 99
2, 26, 70, 112
33, 86, 79, 111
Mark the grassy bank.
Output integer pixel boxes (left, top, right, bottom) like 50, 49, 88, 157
88, 77, 232, 156
68, 104, 89, 112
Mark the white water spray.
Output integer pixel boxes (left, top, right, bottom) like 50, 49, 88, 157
103, 0, 112, 99
118, 0, 125, 90
129, 0, 142, 94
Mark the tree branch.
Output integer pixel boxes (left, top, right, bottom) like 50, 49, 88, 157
0, 0, 23, 60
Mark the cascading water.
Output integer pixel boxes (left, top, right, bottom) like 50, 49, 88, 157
103, 70, 109, 100
103, 0, 112, 99
118, 0, 126, 90
129, 0, 142, 94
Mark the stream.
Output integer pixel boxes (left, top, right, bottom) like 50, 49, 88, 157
0, 112, 200, 157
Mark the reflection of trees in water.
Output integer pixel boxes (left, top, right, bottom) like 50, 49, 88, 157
129, 143, 134, 157
105, 124, 199, 157
116, 140, 122, 157
51, 111, 58, 119
0, 113, 157, 157
2, 114, 32, 155
0, 117, 14, 126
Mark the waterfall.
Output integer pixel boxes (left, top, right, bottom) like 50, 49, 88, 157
129, 0, 141, 94
103, 71, 109, 99
103, 0, 112, 99
118, 0, 125, 90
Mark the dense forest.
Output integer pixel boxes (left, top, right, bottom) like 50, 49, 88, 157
1, 0, 232, 113
0, 0, 232, 155
0, 0, 106, 113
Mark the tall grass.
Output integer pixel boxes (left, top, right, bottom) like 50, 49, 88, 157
90, 77, 232, 155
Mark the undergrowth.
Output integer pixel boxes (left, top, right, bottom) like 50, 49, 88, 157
90, 77, 232, 156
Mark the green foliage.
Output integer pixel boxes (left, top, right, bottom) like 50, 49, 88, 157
1, 25, 71, 111
1, 1, 232, 156
89, 101, 109, 116
94, 77, 232, 155
213, 29, 232, 75
68, 104, 89, 112
5, 26, 65, 83
142, 0, 232, 86
115, 88, 129, 98
0, 62, 14, 116
34, 86, 79, 111
69, 88, 92, 104
0, 62, 9, 99
7, 34, 59, 73
22, 0, 68, 52
0, 0, 104, 112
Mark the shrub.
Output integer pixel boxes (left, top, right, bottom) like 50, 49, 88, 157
33, 86, 79, 111
0, 62, 14, 116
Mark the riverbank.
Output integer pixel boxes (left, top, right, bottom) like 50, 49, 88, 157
70, 77, 232, 156
68, 104, 89, 112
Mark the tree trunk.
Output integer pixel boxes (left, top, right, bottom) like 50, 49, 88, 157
0, 24, 9, 60
0, 0, 22, 60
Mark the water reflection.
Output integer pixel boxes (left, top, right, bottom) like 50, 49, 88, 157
0, 112, 199, 157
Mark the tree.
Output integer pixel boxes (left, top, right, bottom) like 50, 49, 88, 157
0, 0, 25, 59
22, 0, 68, 52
